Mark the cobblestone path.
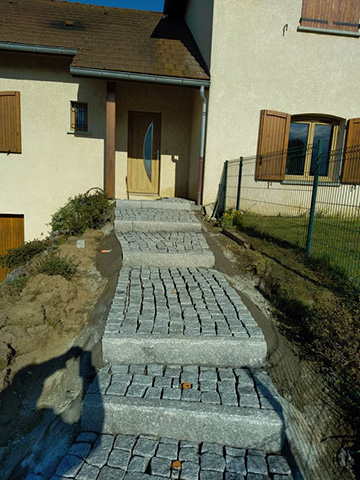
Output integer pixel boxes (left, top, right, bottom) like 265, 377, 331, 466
45, 199, 293, 480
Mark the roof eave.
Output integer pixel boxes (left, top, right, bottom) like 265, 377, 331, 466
70, 66, 210, 87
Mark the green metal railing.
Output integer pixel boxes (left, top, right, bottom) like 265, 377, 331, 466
218, 143, 360, 283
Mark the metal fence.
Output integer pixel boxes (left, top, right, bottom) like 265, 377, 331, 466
216, 142, 360, 283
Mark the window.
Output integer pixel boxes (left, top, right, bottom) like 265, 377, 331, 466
0, 91, 21, 154
256, 110, 360, 184
285, 117, 339, 181
299, 0, 360, 35
71, 101, 88, 132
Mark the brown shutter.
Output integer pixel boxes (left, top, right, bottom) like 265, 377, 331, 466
0, 215, 24, 281
255, 110, 290, 181
341, 117, 360, 184
0, 91, 21, 153
300, 0, 360, 33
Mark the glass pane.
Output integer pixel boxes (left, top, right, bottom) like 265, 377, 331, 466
143, 122, 153, 182
286, 123, 309, 175
76, 105, 87, 131
310, 124, 333, 176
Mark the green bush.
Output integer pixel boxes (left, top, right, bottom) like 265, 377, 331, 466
33, 252, 78, 280
0, 240, 49, 269
50, 191, 112, 236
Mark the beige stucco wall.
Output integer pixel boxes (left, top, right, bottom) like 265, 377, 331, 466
185, 0, 214, 69
0, 52, 106, 241
203, 0, 360, 210
114, 81, 194, 200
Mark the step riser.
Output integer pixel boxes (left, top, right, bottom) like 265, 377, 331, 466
115, 221, 202, 233
122, 252, 215, 269
102, 337, 266, 368
115, 200, 201, 211
82, 395, 284, 453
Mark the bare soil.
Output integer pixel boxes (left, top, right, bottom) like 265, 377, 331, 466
0, 230, 107, 388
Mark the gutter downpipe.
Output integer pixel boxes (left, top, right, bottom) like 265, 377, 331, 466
197, 85, 207, 206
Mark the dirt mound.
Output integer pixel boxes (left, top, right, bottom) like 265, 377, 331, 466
0, 230, 107, 389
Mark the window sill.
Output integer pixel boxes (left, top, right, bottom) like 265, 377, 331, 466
297, 26, 360, 37
67, 130, 92, 136
282, 179, 341, 187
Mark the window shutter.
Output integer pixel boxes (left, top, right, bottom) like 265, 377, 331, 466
0, 92, 21, 153
341, 117, 360, 184
300, 0, 360, 33
255, 110, 290, 181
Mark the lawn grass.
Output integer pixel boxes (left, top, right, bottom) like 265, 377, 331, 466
234, 212, 360, 284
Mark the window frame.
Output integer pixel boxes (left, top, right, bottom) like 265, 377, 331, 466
285, 116, 340, 182
70, 101, 88, 133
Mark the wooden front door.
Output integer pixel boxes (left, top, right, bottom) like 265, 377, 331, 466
0, 215, 24, 281
127, 111, 161, 194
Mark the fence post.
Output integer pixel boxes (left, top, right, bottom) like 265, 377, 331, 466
306, 140, 322, 255
236, 157, 243, 211
223, 160, 229, 213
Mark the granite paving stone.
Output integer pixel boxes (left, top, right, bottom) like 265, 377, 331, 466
267, 455, 292, 475
133, 437, 159, 457
53, 434, 293, 480
108, 449, 132, 469
75, 462, 100, 480
97, 466, 126, 480
114, 435, 137, 451
55, 455, 83, 477
150, 456, 172, 477
201, 453, 226, 472
127, 456, 149, 473
247, 454, 269, 476
180, 461, 200, 480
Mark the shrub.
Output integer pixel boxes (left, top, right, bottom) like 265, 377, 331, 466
32, 252, 78, 280
50, 191, 112, 236
0, 240, 49, 269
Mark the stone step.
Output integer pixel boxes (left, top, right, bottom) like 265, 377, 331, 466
51, 432, 293, 480
80, 365, 285, 453
116, 232, 215, 268
116, 198, 201, 212
114, 208, 201, 233
102, 267, 266, 368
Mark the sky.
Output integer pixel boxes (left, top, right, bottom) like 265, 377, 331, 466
66, 0, 165, 11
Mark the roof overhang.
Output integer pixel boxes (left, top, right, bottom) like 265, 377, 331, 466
70, 66, 210, 88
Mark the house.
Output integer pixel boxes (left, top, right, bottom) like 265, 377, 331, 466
1, 0, 360, 271
196, 0, 360, 215
0, 0, 210, 273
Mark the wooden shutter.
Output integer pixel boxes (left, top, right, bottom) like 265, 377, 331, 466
255, 110, 290, 181
0, 215, 24, 281
0, 91, 21, 153
300, 0, 360, 33
341, 117, 360, 184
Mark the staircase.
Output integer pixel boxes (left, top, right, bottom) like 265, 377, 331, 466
51, 198, 293, 480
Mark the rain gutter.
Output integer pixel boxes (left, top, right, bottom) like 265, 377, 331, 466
70, 66, 210, 88
0, 42, 78, 55
197, 85, 207, 206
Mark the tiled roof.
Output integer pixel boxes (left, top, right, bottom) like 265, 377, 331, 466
0, 0, 209, 81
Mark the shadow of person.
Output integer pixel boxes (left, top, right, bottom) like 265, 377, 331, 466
0, 346, 104, 480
